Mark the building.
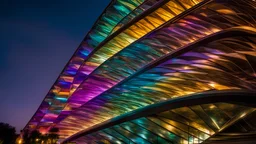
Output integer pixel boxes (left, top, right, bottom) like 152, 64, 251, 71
24, 0, 256, 143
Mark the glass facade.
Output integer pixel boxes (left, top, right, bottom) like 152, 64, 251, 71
24, 0, 256, 143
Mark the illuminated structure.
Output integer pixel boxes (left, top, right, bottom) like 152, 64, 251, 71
25, 0, 256, 143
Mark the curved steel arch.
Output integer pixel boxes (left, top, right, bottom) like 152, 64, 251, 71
63, 90, 256, 143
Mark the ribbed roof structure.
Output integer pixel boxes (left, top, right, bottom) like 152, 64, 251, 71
25, 0, 256, 143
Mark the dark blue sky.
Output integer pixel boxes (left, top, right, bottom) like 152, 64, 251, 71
0, 0, 110, 132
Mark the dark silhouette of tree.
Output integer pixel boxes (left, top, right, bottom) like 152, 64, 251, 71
29, 130, 41, 144
0, 122, 17, 144
21, 129, 30, 144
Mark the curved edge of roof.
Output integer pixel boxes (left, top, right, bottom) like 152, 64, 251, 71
62, 89, 256, 143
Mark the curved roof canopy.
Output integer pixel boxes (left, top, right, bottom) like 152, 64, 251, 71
64, 90, 256, 143
25, 0, 256, 143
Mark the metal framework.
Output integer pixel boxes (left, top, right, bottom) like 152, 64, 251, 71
24, 0, 256, 143
64, 90, 256, 143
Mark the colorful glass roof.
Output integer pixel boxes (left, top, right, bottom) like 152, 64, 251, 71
25, 0, 147, 130
25, 0, 256, 143
72, 102, 256, 143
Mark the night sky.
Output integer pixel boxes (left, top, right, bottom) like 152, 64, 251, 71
0, 0, 110, 132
